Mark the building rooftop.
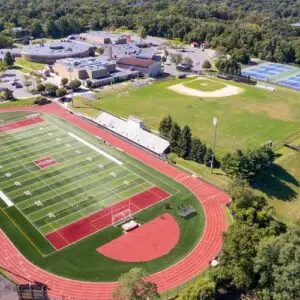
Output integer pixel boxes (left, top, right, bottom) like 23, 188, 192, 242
117, 57, 158, 68
55, 57, 114, 70
21, 41, 91, 58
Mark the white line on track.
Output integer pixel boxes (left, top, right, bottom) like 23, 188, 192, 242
68, 132, 123, 165
0, 190, 14, 207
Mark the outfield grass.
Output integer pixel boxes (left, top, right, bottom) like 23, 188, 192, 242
253, 138, 300, 226
0, 111, 205, 281
183, 78, 225, 91
15, 58, 45, 71
84, 77, 300, 157
0, 98, 36, 107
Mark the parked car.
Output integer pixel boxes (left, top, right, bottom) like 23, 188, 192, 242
15, 83, 23, 88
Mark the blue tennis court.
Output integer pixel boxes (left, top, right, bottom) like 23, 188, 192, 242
277, 73, 300, 90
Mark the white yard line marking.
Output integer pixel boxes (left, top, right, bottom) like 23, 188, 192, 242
68, 132, 123, 165
0, 190, 14, 207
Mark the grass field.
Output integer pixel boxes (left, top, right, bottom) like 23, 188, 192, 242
78, 77, 300, 157
15, 58, 45, 71
0, 111, 205, 281
183, 78, 225, 91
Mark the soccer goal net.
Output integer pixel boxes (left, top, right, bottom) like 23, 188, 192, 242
112, 208, 132, 227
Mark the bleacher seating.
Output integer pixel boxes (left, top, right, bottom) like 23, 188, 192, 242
95, 112, 170, 155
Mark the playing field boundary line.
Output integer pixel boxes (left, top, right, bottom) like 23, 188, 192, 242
0, 191, 13, 207
68, 132, 123, 165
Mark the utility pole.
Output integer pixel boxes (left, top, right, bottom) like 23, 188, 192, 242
210, 117, 218, 174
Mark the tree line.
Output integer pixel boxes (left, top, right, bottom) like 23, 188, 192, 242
159, 115, 216, 167
0, 0, 300, 65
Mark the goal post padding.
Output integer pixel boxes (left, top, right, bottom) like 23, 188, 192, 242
112, 208, 132, 226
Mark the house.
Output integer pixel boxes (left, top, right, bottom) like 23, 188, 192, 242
201, 41, 210, 49
116, 57, 161, 77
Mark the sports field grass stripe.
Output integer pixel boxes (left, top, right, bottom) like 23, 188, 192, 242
34, 177, 144, 228
14, 162, 119, 208
3, 153, 109, 196
20, 162, 117, 213
68, 132, 123, 165
117, 181, 152, 199
0, 138, 80, 166
0, 144, 94, 184
0, 147, 96, 186
1, 153, 108, 192
2, 207, 54, 254
0, 127, 59, 148
18, 166, 125, 211
29, 173, 141, 221
34, 172, 141, 228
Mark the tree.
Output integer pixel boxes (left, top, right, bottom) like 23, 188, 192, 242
30, 21, 44, 38
182, 57, 193, 70
138, 26, 147, 41
0, 34, 13, 49
170, 53, 183, 65
232, 48, 250, 64
0, 88, 14, 100
3, 52, 14, 66
0, 60, 7, 75
177, 277, 216, 300
113, 268, 158, 300
216, 58, 241, 75
86, 80, 92, 89
56, 87, 67, 97
61, 77, 69, 87
178, 125, 192, 158
43, 20, 60, 38
202, 60, 212, 69
159, 115, 173, 137
36, 83, 45, 92
44, 83, 58, 97
96, 47, 105, 55
169, 122, 181, 153
254, 229, 300, 299
204, 148, 213, 167
23, 75, 32, 92
69, 79, 81, 91
189, 138, 207, 164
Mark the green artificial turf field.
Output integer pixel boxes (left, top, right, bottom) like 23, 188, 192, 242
0, 111, 205, 281
89, 77, 300, 157
183, 78, 225, 91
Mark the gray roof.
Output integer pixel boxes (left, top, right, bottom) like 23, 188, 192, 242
22, 41, 91, 58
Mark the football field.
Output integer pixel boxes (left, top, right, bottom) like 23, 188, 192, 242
0, 112, 169, 249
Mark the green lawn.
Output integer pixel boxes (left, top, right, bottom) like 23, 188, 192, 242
183, 78, 225, 91
0, 111, 205, 281
0, 98, 36, 107
85, 77, 300, 157
15, 58, 45, 71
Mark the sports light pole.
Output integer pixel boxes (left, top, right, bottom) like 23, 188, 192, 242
210, 117, 218, 174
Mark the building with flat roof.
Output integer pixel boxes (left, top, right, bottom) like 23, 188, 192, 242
116, 57, 161, 77
53, 57, 116, 80
21, 41, 92, 64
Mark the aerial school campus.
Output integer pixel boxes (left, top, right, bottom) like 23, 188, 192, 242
0, 9, 300, 300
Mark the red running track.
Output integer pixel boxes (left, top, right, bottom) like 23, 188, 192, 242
97, 213, 180, 262
45, 186, 170, 250
0, 116, 44, 132
0, 104, 231, 300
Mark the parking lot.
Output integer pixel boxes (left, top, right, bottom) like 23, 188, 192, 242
0, 70, 33, 98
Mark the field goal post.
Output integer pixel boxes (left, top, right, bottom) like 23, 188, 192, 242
111, 207, 132, 227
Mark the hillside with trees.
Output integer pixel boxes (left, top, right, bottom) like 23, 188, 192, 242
0, 0, 300, 64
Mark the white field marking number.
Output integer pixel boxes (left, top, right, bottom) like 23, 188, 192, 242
56, 137, 61, 141
86, 157, 92, 162
24, 190, 32, 196
65, 143, 71, 148
35, 200, 43, 206
0, 165, 3, 169
97, 164, 104, 169
14, 181, 22, 186
123, 180, 129, 185
48, 212, 55, 218
110, 172, 117, 177
48, 132, 53, 136
76, 150, 81, 154
5, 173, 12, 177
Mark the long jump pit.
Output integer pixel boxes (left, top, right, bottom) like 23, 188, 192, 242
97, 213, 180, 262
168, 77, 244, 98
